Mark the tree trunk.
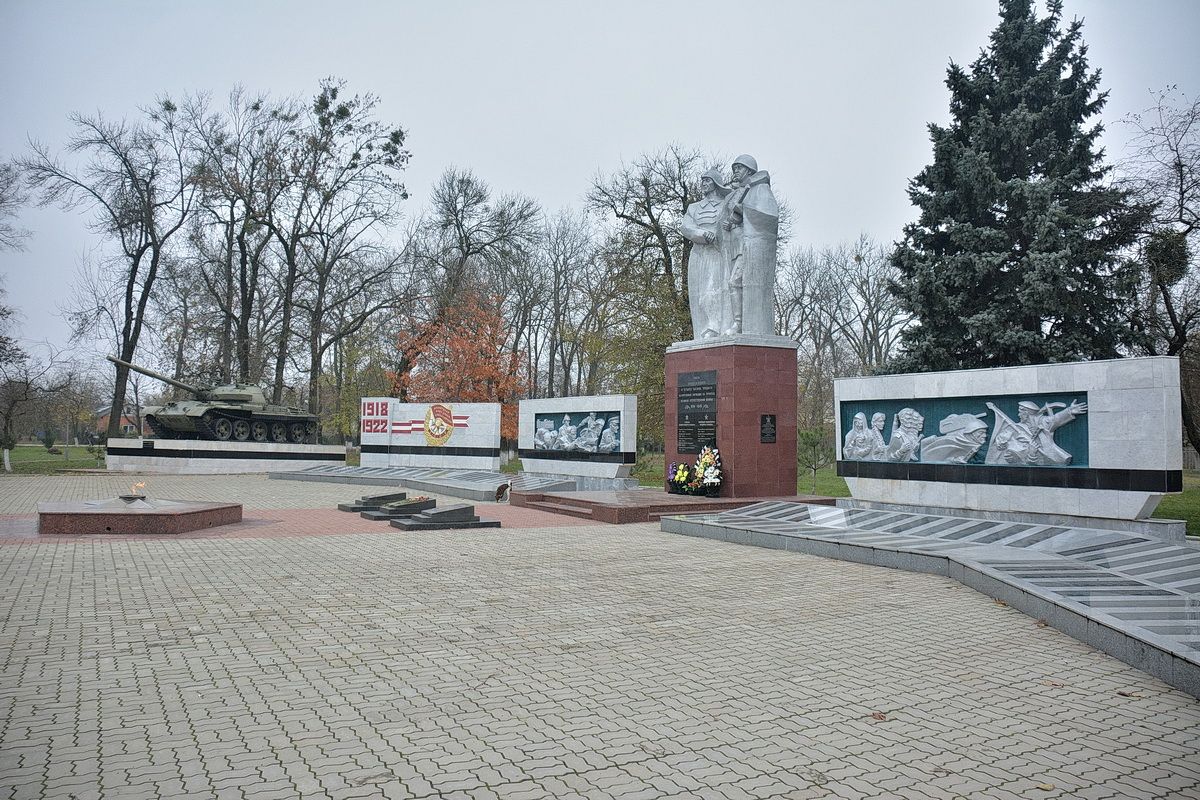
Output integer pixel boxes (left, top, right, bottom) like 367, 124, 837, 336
1181, 389, 1200, 456
2, 449, 10, 473
272, 250, 299, 403
107, 362, 131, 439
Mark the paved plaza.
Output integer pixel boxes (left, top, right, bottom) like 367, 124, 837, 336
2, 476, 1200, 798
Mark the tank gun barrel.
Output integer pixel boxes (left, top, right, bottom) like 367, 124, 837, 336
106, 356, 207, 398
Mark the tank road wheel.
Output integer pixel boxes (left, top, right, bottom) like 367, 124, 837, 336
212, 416, 234, 441
233, 419, 251, 442
251, 421, 269, 442
288, 422, 306, 444
305, 422, 318, 444
270, 422, 288, 443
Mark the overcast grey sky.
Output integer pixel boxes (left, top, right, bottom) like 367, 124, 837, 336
1, 0, 1197, 349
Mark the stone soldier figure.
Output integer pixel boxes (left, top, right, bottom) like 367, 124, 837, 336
985, 399, 1087, 466
598, 417, 621, 453
679, 168, 732, 338
721, 154, 779, 336
885, 407, 925, 462
921, 412, 989, 464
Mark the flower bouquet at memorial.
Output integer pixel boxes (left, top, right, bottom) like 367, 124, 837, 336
667, 461, 693, 495
695, 446, 723, 497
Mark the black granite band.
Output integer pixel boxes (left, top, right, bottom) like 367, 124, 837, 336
517, 448, 636, 464
361, 444, 501, 458
836, 460, 1183, 493
106, 445, 344, 461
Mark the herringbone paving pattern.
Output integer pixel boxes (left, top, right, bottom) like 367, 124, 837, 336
0, 477, 1198, 798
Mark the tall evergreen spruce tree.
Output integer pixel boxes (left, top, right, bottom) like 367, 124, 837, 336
890, 0, 1149, 371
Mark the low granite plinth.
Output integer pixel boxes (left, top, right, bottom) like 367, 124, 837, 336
38, 497, 243, 535
389, 503, 501, 530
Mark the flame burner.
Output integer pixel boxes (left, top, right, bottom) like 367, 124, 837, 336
37, 495, 242, 535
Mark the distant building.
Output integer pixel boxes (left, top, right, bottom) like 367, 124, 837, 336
94, 404, 152, 438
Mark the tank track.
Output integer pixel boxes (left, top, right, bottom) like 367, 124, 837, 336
196, 410, 320, 444
144, 415, 179, 440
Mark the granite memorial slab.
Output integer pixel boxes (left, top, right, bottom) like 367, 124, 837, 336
38, 494, 243, 535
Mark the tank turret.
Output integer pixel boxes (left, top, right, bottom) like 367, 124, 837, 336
106, 356, 319, 444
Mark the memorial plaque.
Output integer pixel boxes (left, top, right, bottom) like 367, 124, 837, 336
760, 414, 777, 444
677, 370, 717, 454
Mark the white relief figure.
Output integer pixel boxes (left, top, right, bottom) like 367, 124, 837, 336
842, 412, 874, 460
554, 414, 578, 451
921, 412, 989, 464
534, 418, 557, 450
867, 412, 887, 460
575, 413, 601, 453
885, 408, 924, 462
589, 415, 605, 448
985, 399, 1087, 466
598, 417, 621, 453
679, 169, 732, 338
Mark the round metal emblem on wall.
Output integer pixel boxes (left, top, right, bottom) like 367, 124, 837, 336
424, 404, 455, 447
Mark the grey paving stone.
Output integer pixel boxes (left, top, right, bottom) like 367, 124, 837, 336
1, 480, 1199, 799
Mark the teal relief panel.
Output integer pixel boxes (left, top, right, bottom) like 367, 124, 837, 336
533, 410, 621, 454
839, 392, 1089, 468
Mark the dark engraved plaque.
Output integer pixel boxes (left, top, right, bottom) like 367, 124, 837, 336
760, 414, 777, 444
677, 370, 718, 454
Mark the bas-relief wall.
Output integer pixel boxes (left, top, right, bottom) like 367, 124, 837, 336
833, 357, 1182, 520
360, 398, 501, 470
518, 395, 637, 479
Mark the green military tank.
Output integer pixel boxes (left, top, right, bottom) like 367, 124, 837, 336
106, 356, 319, 444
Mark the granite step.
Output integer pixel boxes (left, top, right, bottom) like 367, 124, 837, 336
523, 500, 595, 520
389, 503, 501, 531
408, 503, 479, 523
390, 517, 502, 531
337, 490, 409, 512
360, 499, 437, 520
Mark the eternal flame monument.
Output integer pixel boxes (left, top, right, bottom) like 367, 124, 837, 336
666, 154, 799, 497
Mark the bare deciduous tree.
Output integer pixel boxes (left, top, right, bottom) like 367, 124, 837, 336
22, 101, 197, 437
1, 343, 72, 472
183, 88, 298, 383
587, 145, 709, 341
1122, 87, 1200, 447
0, 162, 31, 251
260, 79, 409, 404
776, 235, 909, 428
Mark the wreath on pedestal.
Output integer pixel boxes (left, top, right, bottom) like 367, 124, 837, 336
667, 446, 723, 496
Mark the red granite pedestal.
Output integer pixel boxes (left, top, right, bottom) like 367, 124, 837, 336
37, 496, 243, 535
665, 341, 798, 498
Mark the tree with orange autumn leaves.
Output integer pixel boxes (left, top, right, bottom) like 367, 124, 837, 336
389, 293, 524, 439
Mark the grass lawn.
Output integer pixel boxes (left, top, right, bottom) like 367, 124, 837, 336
1152, 470, 1200, 535
1, 443, 107, 475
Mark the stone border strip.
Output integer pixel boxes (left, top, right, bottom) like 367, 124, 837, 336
269, 465, 575, 501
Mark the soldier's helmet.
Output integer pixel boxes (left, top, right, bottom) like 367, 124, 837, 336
732, 154, 758, 173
